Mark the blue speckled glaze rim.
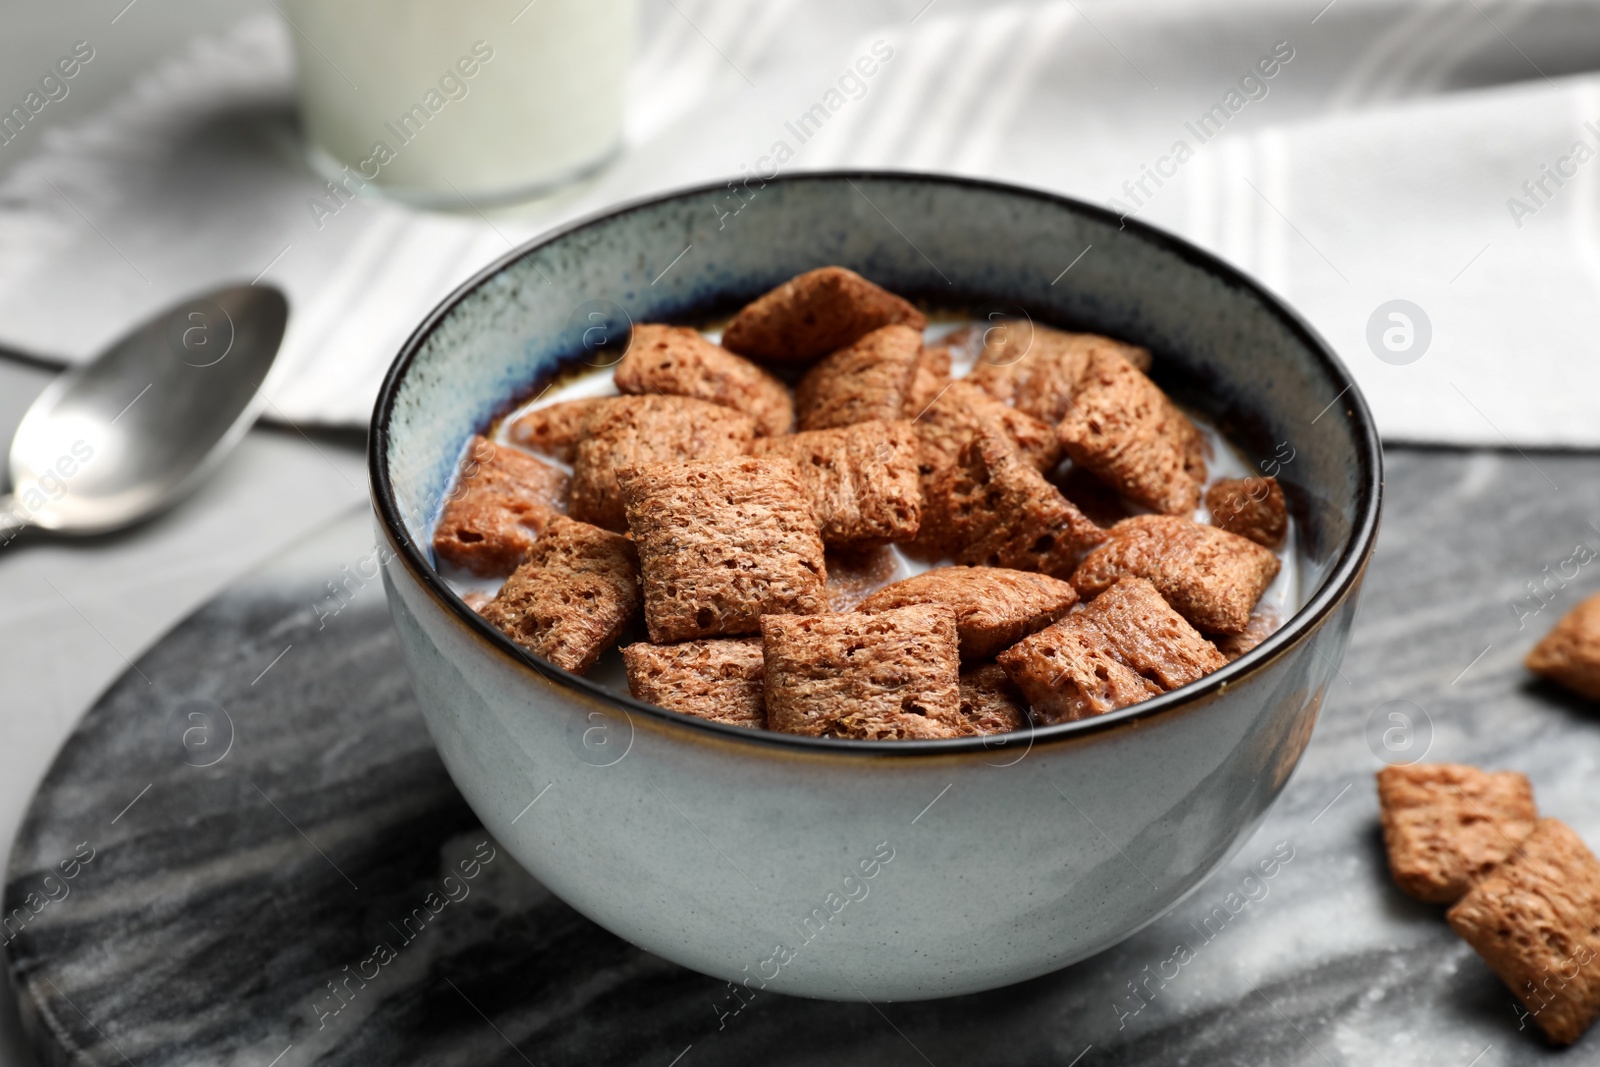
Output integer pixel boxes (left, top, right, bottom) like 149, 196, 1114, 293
369, 170, 1382, 758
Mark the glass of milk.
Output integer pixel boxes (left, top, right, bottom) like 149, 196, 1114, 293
280, 0, 634, 206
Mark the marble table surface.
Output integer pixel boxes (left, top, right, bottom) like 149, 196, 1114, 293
5, 447, 1599, 1067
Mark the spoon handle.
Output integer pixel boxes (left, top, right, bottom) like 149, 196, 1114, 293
0, 495, 30, 546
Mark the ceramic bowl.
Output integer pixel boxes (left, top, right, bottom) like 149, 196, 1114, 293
370, 172, 1381, 1001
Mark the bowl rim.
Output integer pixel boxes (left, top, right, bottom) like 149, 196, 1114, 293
369, 169, 1382, 757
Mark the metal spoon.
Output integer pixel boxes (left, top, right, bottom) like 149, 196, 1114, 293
0, 285, 288, 542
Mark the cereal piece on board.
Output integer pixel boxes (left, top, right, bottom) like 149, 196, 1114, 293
903, 345, 952, 419
622, 638, 766, 729
618, 458, 827, 642
957, 663, 1030, 736
856, 565, 1078, 661
1211, 604, 1281, 661
506, 397, 615, 463
479, 515, 641, 674
998, 577, 1227, 723
1376, 763, 1537, 904
751, 420, 921, 547
918, 430, 1103, 578
614, 324, 795, 437
721, 266, 926, 363
1207, 476, 1288, 548
970, 323, 1153, 423
1056, 347, 1207, 515
1526, 593, 1600, 700
570, 395, 756, 531
433, 435, 568, 576
1072, 515, 1280, 635
1447, 819, 1600, 1045
762, 603, 963, 739
795, 324, 924, 431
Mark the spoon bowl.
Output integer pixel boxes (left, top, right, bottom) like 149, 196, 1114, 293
1, 285, 288, 539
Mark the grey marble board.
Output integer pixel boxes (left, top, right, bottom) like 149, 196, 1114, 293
7, 447, 1600, 1067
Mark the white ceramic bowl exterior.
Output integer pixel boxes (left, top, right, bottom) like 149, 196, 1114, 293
371, 174, 1381, 1000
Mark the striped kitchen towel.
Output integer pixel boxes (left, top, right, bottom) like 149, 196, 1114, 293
1, 0, 1599, 444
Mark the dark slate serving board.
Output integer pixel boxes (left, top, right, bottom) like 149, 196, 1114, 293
7, 448, 1600, 1067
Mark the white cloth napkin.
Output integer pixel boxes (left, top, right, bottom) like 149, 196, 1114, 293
2, 0, 1599, 445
